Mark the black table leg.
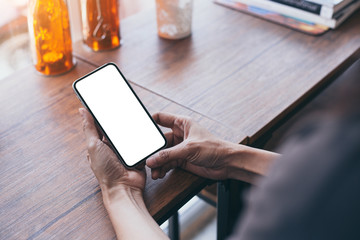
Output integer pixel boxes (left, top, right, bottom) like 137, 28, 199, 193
169, 211, 179, 240
217, 180, 250, 240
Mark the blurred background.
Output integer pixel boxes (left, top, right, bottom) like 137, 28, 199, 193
0, 0, 153, 80
0, 1, 217, 239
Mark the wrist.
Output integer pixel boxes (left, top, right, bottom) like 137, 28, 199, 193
101, 184, 144, 207
223, 143, 280, 179
100, 184, 168, 239
221, 142, 247, 178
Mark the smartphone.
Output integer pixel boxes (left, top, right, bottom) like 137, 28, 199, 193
73, 63, 167, 168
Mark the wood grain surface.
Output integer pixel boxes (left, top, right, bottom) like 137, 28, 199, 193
2, 0, 359, 238
74, 0, 360, 144
0, 60, 247, 239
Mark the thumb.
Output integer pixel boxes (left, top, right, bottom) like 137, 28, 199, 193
146, 142, 189, 168
79, 108, 101, 149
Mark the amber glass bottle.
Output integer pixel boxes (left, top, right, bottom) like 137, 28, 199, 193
80, 0, 121, 51
28, 0, 75, 75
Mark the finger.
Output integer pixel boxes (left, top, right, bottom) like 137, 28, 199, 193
95, 122, 104, 139
159, 161, 179, 176
164, 131, 174, 147
135, 162, 146, 170
151, 168, 161, 180
102, 136, 112, 148
79, 108, 101, 147
146, 143, 188, 168
159, 168, 167, 179
152, 112, 185, 129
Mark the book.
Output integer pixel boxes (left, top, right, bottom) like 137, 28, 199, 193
330, 0, 360, 27
271, 0, 321, 15
231, 0, 360, 27
307, 0, 344, 7
271, 0, 354, 18
214, 0, 330, 35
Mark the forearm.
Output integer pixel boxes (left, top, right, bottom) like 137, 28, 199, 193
102, 186, 169, 240
223, 142, 280, 179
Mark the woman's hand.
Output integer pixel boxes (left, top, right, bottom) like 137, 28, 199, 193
79, 108, 146, 193
146, 112, 236, 180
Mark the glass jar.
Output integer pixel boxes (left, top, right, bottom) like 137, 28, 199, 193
28, 0, 75, 76
156, 0, 193, 40
79, 0, 121, 51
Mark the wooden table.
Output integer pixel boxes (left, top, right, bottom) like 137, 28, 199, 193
0, 59, 243, 239
1, 0, 359, 239
74, 0, 360, 144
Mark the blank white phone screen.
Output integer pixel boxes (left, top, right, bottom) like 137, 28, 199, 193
75, 64, 166, 167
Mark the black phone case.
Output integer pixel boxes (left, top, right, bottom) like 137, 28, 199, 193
72, 62, 167, 168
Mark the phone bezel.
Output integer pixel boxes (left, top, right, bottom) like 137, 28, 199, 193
72, 62, 167, 168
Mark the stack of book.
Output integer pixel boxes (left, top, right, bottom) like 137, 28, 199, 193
215, 0, 360, 34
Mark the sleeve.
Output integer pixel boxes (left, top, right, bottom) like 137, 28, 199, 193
228, 112, 360, 240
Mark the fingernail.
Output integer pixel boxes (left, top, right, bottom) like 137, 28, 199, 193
146, 158, 152, 166
79, 108, 85, 117
147, 155, 156, 164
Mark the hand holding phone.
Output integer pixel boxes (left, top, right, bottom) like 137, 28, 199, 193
73, 63, 167, 168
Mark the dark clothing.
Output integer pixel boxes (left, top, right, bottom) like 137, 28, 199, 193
230, 60, 360, 240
